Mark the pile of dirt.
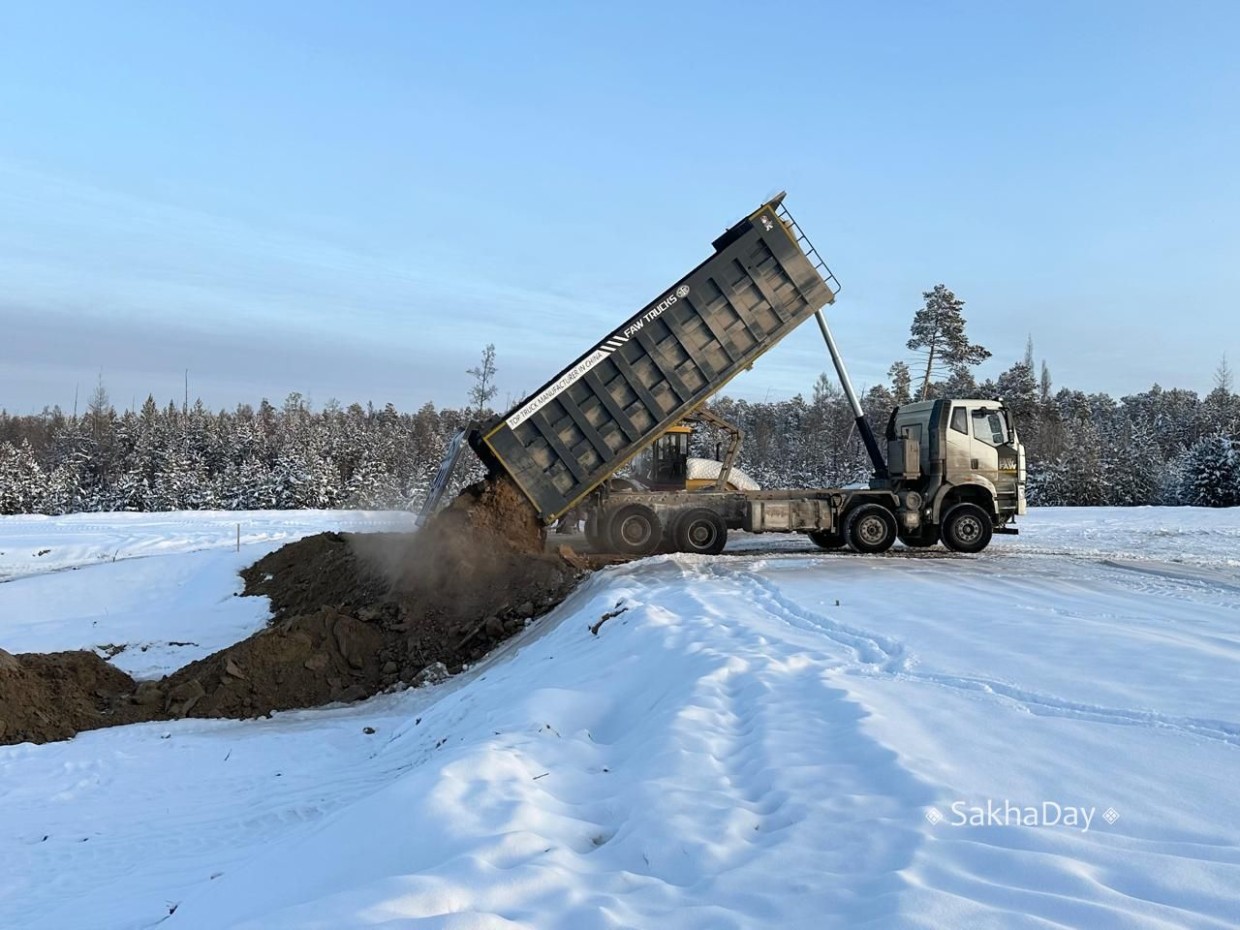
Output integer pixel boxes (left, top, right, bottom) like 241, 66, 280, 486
238, 531, 388, 623
158, 606, 394, 718
161, 474, 574, 718
1, 474, 586, 746
0, 648, 146, 745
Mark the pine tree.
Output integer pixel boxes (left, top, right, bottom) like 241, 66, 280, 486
888, 362, 912, 405
1203, 354, 1238, 435
1215, 354, 1233, 394
996, 361, 1038, 423
1176, 434, 1240, 507
939, 366, 980, 399
1102, 417, 1164, 506
0, 441, 45, 514
906, 284, 991, 399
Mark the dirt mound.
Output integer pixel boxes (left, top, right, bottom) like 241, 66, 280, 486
162, 474, 575, 721
243, 476, 550, 623
0, 648, 145, 744
159, 607, 393, 717
240, 532, 388, 623
442, 474, 546, 555
2, 474, 586, 746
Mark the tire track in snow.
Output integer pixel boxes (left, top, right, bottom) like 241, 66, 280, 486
625, 575, 938, 915
724, 564, 1240, 750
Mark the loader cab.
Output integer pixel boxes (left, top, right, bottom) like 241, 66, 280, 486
642, 424, 691, 491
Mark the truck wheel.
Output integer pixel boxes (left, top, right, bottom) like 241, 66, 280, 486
608, 504, 663, 557
584, 511, 606, 551
673, 508, 728, 555
844, 504, 897, 554
941, 503, 993, 553
807, 530, 845, 550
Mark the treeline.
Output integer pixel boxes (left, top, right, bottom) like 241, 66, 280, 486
1, 357, 1238, 515
693, 357, 1240, 508
924, 349, 1240, 508
0, 392, 481, 515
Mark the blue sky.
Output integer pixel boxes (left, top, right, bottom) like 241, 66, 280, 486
1, 1, 1237, 414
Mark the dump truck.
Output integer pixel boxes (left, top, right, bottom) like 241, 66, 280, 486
423, 193, 1027, 555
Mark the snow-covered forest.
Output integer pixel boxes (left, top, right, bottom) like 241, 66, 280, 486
1, 354, 1237, 515
0, 392, 474, 515
695, 352, 1240, 508
2, 290, 1237, 515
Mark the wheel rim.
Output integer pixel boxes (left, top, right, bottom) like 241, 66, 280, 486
619, 516, 652, 547
857, 515, 888, 546
687, 520, 718, 549
954, 514, 983, 544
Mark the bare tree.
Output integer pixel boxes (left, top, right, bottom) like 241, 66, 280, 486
1213, 354, 1233, 394
87, 374, 111, 442
467, 344, 498, 415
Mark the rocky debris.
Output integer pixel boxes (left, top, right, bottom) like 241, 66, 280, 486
413, 662, 450, 687
155, 607, 395, 718
2, 475, 586, 746
132, 680, 164, 707
166, 678, 206, 718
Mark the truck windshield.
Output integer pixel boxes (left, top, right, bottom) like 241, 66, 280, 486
972, 409, 1008, 446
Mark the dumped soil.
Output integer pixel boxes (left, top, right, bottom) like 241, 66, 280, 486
1, 475, 585, 746
0, 648, 146, 745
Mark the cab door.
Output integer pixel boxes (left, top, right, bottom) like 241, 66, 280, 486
943, 403, 976, 479
966, 404, 1009, 489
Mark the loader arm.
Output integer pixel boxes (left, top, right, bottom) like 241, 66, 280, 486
684, 408, 745, 491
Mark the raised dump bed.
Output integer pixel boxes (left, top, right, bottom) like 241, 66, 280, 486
469, 193, 838, 524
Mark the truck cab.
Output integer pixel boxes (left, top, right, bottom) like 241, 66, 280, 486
885, 398, 1027, 547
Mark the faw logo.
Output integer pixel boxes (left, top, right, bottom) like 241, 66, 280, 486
506, 284, 688, 430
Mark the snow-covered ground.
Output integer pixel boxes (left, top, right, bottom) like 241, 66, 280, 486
0, 510, 417, 677
2, 507, 1238, 929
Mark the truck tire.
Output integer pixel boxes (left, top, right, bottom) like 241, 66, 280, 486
608, 503, 663, 557
807, 530, 845, 550
844, 504, 897, 554
941, 503, 993, 553
673, 508, 728, 555
584, 510, 606, 551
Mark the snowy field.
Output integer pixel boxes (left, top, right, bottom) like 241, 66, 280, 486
2, 507, 1239, 929
0, 510, 418, 678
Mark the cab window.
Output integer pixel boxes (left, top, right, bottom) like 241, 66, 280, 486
950, 407, 969, 435
971, 409, 1008, 446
